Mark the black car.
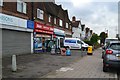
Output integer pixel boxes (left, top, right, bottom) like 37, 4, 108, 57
103, 41, 120, 72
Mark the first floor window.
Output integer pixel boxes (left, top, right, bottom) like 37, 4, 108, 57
0, 0, 3, 6
59, 19, 62, 26
66, 23, 69, 28
54, 17, 56, 24
70, 25, 72, 29
48, 15, 51, 22
37, 9, 44, 20
17, 0, 27, 14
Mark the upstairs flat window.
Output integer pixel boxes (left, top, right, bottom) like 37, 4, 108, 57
66, 23, 69, 28
48, 15, 51, 22
59, 19, 62, 26
37, 9, 44, 20
70, 25, 72, 29
0, 0, 3, 6
17, 0, 27, 14
54, 18, 56, 24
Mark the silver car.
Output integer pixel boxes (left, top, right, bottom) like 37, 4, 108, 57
103, 41, 120, 72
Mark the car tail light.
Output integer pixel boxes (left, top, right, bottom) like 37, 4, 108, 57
106, 50, 113, 54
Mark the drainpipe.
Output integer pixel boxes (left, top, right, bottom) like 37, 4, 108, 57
31, 2, 34, 21
31, 2, 35, 53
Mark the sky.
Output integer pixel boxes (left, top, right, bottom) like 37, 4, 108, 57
56, 0, 119, 38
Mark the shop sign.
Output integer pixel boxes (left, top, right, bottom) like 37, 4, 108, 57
0, 13, 27, 28
34, 29, 53, 34
65, 31, 72, 35
35, 22, 54, 32
54, 28, 64, 34
27, 20, 34, 29
54, 28, 65, 36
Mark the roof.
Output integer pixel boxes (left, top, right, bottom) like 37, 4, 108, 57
44, 2, 58, 16
71, 21, 80, 27
110, 41, 120, 44
64, 10, 70, 22
43, 3, 70, 22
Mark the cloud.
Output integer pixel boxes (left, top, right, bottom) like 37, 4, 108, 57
56, 1, 118, 38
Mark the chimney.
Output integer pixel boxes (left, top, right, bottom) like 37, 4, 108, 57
72, 16, 76, 21
81, 24, 85, 31
90, 30, 93, 34
86, 27, 89, 33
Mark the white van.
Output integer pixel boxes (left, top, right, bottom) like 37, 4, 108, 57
64, 38, 82, 49
81, 41, 89, 50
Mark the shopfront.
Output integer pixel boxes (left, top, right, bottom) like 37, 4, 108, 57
0, 13, 33, 57
54, 28, 65, 49
34, 22, 54, 53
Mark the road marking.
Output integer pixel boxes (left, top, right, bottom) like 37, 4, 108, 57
56, 67, 74, 72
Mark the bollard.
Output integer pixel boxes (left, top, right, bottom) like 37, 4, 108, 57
12, 55, 17, 72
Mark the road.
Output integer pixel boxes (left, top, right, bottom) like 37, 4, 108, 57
43, 48, 118, 79
2, 48, 120, 79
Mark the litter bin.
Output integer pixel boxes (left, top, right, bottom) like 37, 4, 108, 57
66, 46, 71, 56
87, 46, 93, 55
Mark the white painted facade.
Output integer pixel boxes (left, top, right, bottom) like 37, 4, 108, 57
81, 30, 85, 40
72, 25, 82, 39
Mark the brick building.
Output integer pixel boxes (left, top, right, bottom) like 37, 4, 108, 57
32, 2, 72, 52
0, 1, 34, 57
0, 1, 72, 55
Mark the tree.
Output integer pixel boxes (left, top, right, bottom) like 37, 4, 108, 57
99, 32, 107, 45
90, 33, 100, 45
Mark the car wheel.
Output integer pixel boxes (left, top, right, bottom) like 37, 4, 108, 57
103, 65, 109, 72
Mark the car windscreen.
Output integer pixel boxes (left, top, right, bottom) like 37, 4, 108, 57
65, 40, 76, 43
77, 40, 81, 44
110, 43, 120, 50
105, 39, 118, 43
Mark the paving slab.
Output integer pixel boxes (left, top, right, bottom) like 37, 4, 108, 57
43, 49, 117, 78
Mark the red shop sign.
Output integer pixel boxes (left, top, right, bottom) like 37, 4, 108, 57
35, 22, 54, 32
34, 29, 53, 34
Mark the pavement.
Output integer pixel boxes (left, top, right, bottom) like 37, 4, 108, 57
2, 50, 86, 78
2, 48, 119, 79
42, 48, 117, 78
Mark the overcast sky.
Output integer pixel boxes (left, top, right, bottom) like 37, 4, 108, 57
56, 0, 119, 38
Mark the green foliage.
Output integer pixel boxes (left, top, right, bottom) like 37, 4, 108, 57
84, 33, 100, 48
99, 32, 107, 44
90, 33, 100, 45
84, 40, 92, 45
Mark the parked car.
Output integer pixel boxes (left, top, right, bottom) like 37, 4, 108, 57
103, 41, 120, 72
102, 38, 119, 59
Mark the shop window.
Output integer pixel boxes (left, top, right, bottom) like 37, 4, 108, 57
17, 0, 27, 14
66, 23, 69, 28
37, 9, 44, 20
54, 17, 56, 24
48, 15, 51, 22
59, 19, 63, 27
0, 0, 3, 6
